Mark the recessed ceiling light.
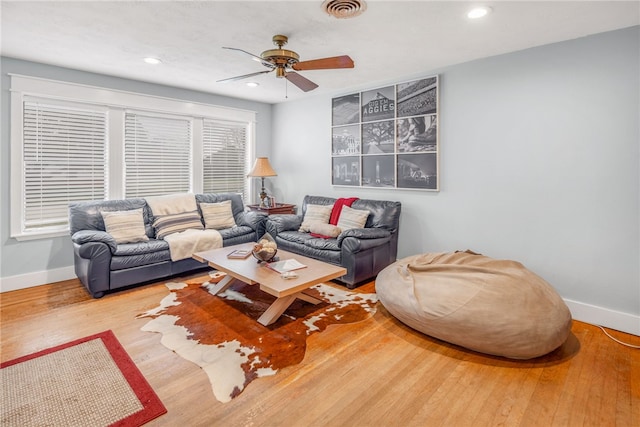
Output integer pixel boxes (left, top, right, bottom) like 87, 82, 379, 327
467, 6, 491, 19
143, 57, 162, 65
246, 82, 259, 88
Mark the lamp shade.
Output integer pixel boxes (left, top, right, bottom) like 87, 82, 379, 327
247, 157, 277, 177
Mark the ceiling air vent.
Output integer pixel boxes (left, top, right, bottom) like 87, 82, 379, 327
322, 0, 367, 19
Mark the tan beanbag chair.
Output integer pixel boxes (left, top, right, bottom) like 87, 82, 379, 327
376, 251, 572, 359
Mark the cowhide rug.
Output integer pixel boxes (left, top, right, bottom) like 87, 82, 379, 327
137, 272, 377, 403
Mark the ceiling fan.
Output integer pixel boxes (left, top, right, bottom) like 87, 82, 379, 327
217, 35, 354, 92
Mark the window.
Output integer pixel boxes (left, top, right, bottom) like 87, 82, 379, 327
22, 98, 107, 232
125, 112, 192, 198
203, 119, 249, 200
10, 75, 256, 240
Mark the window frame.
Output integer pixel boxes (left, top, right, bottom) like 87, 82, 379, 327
10, 74, 257, 241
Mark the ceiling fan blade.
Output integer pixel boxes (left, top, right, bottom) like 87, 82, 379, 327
285, 71, 319, 92
292, 55, 354, 71
217, 70, 273, 83
222, 47, 275, 68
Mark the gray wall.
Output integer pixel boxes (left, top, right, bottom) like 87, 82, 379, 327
0, 57, 273, 279
270, 27, 639, 320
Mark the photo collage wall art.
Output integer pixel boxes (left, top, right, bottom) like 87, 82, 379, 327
331, 75, 439, 190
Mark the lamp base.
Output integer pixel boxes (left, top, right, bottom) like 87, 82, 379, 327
259, 183, 268, 207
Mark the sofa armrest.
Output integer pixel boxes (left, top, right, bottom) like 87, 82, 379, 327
73, 241, 112, 298
337, 228, 390, 246
340, 235, 391, 254
75, 240, 112, 260
266, 214, 303, 235
238, 210, 267, 230
71, 230, 117, 253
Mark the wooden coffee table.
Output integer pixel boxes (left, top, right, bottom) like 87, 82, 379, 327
192, 242, 347, 326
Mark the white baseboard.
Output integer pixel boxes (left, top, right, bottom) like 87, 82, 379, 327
564, 298, 639, 336
0, 266, 76, 293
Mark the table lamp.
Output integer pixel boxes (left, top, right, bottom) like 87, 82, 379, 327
247, 157, 277, 207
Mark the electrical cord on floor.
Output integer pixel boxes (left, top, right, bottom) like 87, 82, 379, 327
598, 325, 640, 349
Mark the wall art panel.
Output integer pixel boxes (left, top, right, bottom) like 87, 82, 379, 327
331, 75, 439, 191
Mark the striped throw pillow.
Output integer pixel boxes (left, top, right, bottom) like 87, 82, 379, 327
101, 208, 149, 244
299, 204, 333, 232
153, 210, 204, 239
200, 200, 237, 230
336, 205, 370, 231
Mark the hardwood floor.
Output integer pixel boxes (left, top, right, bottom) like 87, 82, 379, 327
1, 275, 639, 426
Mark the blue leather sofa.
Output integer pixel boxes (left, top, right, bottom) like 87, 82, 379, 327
69, 193, 266, 298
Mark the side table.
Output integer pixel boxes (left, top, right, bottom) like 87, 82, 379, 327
246, 203, 297, 215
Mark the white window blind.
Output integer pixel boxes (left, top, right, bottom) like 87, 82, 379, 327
124, 112, 192, 198
22, 99, 107, 231
203, 119, 248, 199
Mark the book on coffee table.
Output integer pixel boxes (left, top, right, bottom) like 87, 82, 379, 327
227, 249, 251, 259
266, 259, 307, 274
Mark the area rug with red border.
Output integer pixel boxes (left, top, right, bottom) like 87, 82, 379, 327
137, 273, 377, 403
1, 330, 166, 426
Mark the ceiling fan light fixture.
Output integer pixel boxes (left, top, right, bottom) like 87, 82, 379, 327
219, 34, 354, 93
322, 0, 367, 19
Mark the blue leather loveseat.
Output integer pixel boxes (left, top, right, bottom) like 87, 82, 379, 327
265, 195, 401, 288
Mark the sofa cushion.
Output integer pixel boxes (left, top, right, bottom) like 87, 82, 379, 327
69, 198, 151, 235
153, 210, 204, 239
278, 230, 317, 245
274, 238, 342, 265
196, 193, 245, 223
200, 200, 237, 230
304, 237, 340, 251
350, 199, 401, 232
101, 208, 149, 244
218, 225, 255, 241
111, 251, 171, 271
299, 204, 333, 232
146, 193, 197, 215
336, 205, 370, 231
113, 239, 169, 256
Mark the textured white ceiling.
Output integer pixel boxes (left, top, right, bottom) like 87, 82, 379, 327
2, 1, 638, 104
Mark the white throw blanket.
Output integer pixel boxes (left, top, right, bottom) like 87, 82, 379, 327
146, 193, 197, 216
164, 229, 223, 261
145, 193, 221, 260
